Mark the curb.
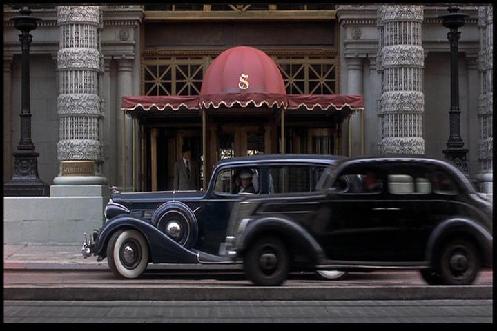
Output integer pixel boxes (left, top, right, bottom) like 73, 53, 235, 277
4, 285, 492, 301
3, 262, 243, 271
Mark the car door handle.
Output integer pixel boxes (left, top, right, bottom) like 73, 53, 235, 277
372, 207, 401, 211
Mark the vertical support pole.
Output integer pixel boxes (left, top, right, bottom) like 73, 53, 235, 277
202, 110, 207, 191
151, 127, 158, 192
280, 108, 285, 154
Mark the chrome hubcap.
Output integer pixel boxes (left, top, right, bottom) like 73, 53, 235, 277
259, 252, 277, 271
123, 245, 136, 265
450, 253, 468, 272
166, 221, 182, 240
119, 239, 141, 269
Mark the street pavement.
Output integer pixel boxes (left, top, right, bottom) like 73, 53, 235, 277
3, 243, 493, 302
4, 299, 493, 323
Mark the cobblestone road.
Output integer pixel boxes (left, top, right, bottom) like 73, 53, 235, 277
4, 300, 492, 323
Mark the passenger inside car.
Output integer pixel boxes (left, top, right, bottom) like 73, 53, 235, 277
362, 171, 383, 193
239, 170, 256, 194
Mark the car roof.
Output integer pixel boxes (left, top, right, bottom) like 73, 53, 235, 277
338, 155, 455, 165
216, 154, 344, 166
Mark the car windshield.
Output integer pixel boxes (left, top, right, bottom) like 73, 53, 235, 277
315, 164, 339, 191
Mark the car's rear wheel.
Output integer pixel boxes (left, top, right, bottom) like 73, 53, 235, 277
435, 239, 480, 285
419, 268, 442, 285
107, 229, 149, 279
244, 236, 289, 286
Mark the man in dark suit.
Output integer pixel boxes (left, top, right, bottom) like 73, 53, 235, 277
173, 146, 199, 190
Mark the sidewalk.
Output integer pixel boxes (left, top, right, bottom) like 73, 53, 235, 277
4, 243, 107, 270
3, 243, 240, 271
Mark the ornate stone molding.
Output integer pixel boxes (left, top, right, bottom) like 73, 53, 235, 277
57, 6, 100, 25
57, 94, 101, 115
57, 48, 100, 70
379, 91, 424, 113
379, 6, 423, 22
381, 46, 424, 67
57, 139, 101, 160
379, 137, 425, 154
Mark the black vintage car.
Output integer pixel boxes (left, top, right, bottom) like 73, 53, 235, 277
224, 157, 493, 286
81, 154, 343, 278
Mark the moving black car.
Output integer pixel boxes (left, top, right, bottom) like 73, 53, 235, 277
225, 157, 493, 286
81, 154, 343, 278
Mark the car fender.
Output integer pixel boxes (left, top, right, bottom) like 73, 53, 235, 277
426, 218, 493, 267
236, 216, 326, 264
94, 216, 199, 264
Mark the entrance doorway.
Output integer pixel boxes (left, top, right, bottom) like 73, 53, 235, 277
150, 128, 202, 191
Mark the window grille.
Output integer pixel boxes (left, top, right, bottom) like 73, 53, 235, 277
143, 55, 337, 96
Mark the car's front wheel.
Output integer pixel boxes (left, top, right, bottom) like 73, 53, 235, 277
107, 229, 149, 279
419, 268, 442, 285
435, 239, 481, 285
244, 236, 289, 286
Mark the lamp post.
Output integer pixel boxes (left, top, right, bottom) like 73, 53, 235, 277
439, 6, 469, 174
4, 6, 49, 196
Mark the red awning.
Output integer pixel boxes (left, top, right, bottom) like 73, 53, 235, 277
121, 46, 364, 113
121, 94, 363, 112
121, 95, 200, 111
286, 94, 364, 111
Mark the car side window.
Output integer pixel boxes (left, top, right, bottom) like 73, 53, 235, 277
387, 174, 431, 194
269, 166, 323, 194
430, 170, 458, 195
214, 167, 260, 195
332, 170, 383, 194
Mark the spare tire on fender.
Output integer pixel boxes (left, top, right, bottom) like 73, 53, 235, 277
151, 201, 199, 249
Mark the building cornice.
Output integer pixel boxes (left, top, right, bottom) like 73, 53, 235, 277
143, 10, 336, 21
142, 47, 337, 58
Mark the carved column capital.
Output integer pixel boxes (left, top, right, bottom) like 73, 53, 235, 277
117, 57, 134, 72
346, 57, 363, 71
367, 56, 377, 71
103, 56, 113, 72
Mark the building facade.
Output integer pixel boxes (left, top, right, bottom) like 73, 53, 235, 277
3, 4, 493, 194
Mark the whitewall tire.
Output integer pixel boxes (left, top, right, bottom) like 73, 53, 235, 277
317, 270, 347, 280
107, 229, 149, 279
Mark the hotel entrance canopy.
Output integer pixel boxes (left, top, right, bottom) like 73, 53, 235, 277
121, 46, 363, 114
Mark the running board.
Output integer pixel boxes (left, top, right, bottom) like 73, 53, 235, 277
196, 251, 234, 264
316, 261, 428, 270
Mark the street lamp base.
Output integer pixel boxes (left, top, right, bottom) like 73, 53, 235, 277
4, 178, 49, 197
443, 147, 468, 175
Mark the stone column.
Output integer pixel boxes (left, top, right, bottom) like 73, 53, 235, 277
346, 57, 363, 156
476, 6, 493, 195
377, 5, 425, 154
117, 57, 134, 191
54, 6, 106, 185
4, 58, 13, 181
102, 57, 116, 186
466, 56, 480, 179
366, 56, 380, 154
